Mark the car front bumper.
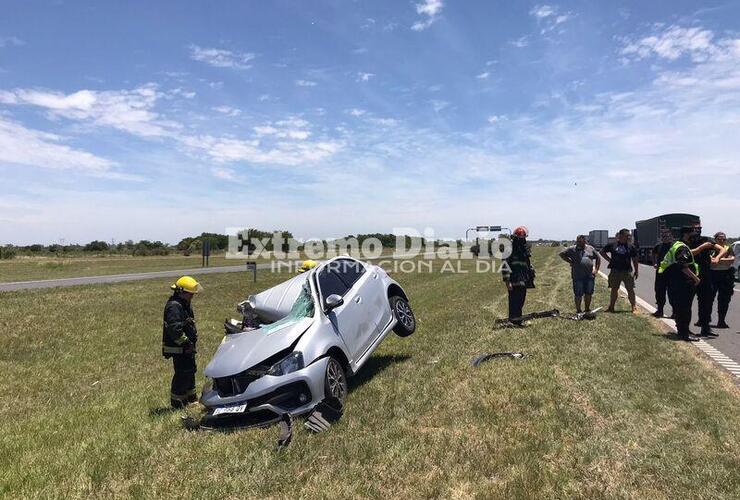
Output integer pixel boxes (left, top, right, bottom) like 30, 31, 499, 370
200, 357, 329, 427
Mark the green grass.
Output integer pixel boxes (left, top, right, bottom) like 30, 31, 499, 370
1, 248, 738, 498
0, 254, 248, 283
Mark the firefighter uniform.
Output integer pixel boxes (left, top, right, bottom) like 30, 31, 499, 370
659, 240, 699, 341
503, 230, 534, 325
162, 279, 200, 408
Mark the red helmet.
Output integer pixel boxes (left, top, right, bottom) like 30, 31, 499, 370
513, 226, 529, 238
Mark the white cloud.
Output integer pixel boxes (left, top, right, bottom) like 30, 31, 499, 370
189, 45, 255, 69
0, 36, 25, 48
213, 105, 241, 117
183, 134, 341, 166
357, 72, 375, 82
0, 85, 176, 137
347, 108, 367, 117
510, 36, 529, 48
0, 116, 114, 174
295, 79, 318, 87
476, 71, 490, 80
487, 115, 503, 124
620, 25, 716, 62
430, 100, 449, 112
253, 117, 311, 140
411, 0, 443, 31
211, 167, 237, 181
530, 5, 555, 19
530, 4, 571, 34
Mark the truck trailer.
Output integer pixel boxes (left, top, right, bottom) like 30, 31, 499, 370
588, 230, 609, 249
634, 213, 701, 264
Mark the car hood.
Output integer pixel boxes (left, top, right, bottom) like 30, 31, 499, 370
204, 317, 313, 378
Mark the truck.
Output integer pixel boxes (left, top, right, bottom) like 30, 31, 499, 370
633, 213, 701, 265
588, 230, 609, 249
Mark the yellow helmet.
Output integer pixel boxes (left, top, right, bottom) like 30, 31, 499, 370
297, 259, 318, 273
171, 276, 203, 294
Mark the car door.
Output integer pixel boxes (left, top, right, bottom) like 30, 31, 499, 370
332, 259, 383, 358
317, 264, 366, 361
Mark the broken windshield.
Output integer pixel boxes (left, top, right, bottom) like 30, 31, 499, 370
260, 283, 315, 334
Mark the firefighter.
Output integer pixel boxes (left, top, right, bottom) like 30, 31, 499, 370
502, 226, 534, 326
659, 227, 700, 341
710, 232, 735, 329
297, 259, 318, 273
162, 276, 202, 408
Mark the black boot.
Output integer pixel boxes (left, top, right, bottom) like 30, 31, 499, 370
653, 308, 664, 318
678, 331, 700, 342
700, 325, 716, 337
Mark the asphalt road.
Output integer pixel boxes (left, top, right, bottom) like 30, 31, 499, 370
0, 262, 277, 292
601, 262, 740, 367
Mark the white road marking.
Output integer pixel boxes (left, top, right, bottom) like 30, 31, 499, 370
597, 270, 740, 379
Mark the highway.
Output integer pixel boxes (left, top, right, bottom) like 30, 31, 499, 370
600, 262, 740, 377
0, 262, 276, 292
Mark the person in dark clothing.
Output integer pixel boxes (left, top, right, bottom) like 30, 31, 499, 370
652, 230, 674, 317
162, 276, 202, 408
659, 227, 701, 341
600, 228, 639, 313
689, 226, 724, 336
710, 232, 735, 329
502, 226, 534, 326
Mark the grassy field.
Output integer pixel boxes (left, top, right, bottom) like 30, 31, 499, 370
1, 248, 738, 499
0, 254, 247, 283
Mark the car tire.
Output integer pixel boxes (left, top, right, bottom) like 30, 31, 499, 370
390, 295, 416, 337
324, 356, 348, 407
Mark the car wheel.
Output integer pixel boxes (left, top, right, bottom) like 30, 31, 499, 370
390, 295, 416, 337
324, 357, 348, 407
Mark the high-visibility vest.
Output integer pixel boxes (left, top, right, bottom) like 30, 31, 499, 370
658, 241, 699, 275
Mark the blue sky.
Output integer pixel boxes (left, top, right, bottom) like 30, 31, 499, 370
1, 0, 739, 244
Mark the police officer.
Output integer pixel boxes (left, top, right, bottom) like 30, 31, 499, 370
503, 226, 534, 326
652, 229, 674, 318
658, 227, 701, 341
710, 232, 735, 329
689, 225, 723, 336
162, 276, 202, 408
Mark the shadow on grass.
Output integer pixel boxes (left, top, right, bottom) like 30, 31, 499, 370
149, 406, 179, 417
348, 353, 411, 394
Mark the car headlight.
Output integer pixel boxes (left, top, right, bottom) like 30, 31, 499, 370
267, 352, 304, 376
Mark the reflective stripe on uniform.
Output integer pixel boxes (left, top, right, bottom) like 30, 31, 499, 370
174, 335, 189, 345
162, 345, 184, 354
170, 388, 196, 401
658, 241, 699, 275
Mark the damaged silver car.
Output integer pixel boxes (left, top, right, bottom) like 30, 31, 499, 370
200, 256, 415, 428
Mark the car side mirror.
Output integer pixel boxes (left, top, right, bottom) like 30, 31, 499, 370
325, 294, 344, 310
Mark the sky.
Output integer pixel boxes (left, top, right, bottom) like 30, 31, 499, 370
1, 0, 739, 245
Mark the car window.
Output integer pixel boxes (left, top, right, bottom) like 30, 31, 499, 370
328, 258, 366, 288
317, 267, 349, 304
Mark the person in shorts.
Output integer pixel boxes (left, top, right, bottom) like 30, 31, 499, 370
559, 235, 600, 313
600, 228, 639, 313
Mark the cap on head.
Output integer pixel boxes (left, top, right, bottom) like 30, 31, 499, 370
171, 276, 203, 294
513, 226, 529, 239
298, 259, 318, 273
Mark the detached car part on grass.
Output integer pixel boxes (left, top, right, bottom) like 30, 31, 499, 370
200, 257, 416, 429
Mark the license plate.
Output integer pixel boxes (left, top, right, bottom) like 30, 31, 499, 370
213, 403, 247, 416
